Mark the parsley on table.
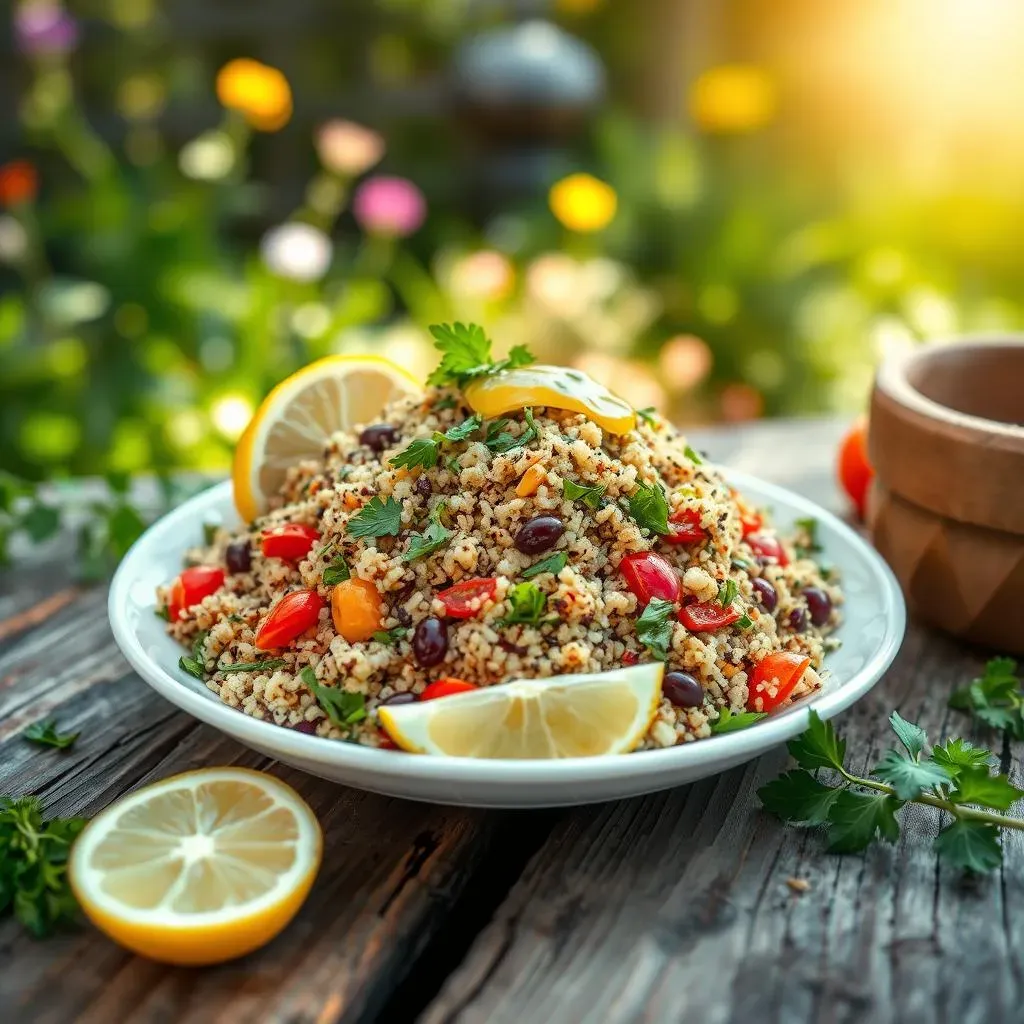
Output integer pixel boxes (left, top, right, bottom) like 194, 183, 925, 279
372, 627, 408, 645
499, 582, 548, 627
949, 657, 1024, 738
346, 496, 403, 540
0, 795, 88, 938
636, 407, 658, 427
24, 720, 79, 751
390, 416, 483, 470
684, 445, 704, 465
322, 555, 351, 585
485, 408, 539, 455
711, 707, 767, 734
758, 709, 1024, 873
627, 481, 670, 535
426, 322, 535, 388
718, 579, 738, 607
216, 659, 287, 674
563, 479, 606, 510
635, 598, 675, 660
522, 551, 568, 579
299, 667, 367, 729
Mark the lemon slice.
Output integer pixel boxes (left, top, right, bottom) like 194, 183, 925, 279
69, 768, 322, 965
379, 664, 663, 758
233, 354, 421, 521
463, 364, 636, 435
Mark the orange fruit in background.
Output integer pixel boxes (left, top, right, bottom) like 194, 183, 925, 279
838, 418, 874, 520
0, 160, 38, 206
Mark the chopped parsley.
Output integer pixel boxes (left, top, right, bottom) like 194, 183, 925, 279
390, 416, 483, 470
627, 481, 670, 535
736, 614, 753, 629
794, 516, 822, 559
178, 630, 209, 680
684, 445, 704, 465
154, 605, 170, 621
485, 408, 538, 454
346, 496, 403, 540
403, 500, 452, 563
443, 414, 483, 443
522, 551, 568, 579
300, 667, 367, 729
499, 581, 547, 627
434, 396, 458, 410
202, 521, 219, 546
563, 479, 606, 510
635, 597, 675, 661
322, 556, 351, 586
23, 720, 79, 751
372, 627, 408, 645
636, 406, 658, 427
718, 579, 738, 607
217, 659, 287, 674
712, 707, 768, 734
426, 322, 535, 388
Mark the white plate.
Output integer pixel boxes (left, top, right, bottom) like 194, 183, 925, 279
109, 473, 905, 808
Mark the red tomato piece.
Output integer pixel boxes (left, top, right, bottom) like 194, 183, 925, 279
437, 578, 499, 619
261, 523, 320, 562
620, 552, 681, 605
665, 508, 707, 545
168, 565, 226, 621
746, 531, 789, 567
621, 650, 639, 666
740, 511, 762, 536
678, 600, 741, 632
421, 678, 479, 701
747, 651, 812, 712
838, 419, 874, 520
254, 589, 325, 650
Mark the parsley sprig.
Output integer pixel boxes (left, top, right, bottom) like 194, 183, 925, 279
627, 481, 670, 535
403, 500, 452, 563
389, 415, 483, 471
426, 322, 535, 388
635, 597, 675, 660
563, 479, 606, 510
485, 408, 539, 455
498, 582, 548, 627
949, 658, 1024, 738
759, 709, 1024, 873
522, 551, 568, 579
24, 721, 79, 750
300, 667, 367, 732
346, 496, 403, 540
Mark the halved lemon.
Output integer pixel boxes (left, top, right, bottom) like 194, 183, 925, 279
69, 768, 322, 965
232, 354, 421, 521
379, 663, 663, 758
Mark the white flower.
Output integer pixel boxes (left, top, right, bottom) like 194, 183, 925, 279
178, 132, 235, 181
260, 223, 333, 282
0, 215, 28, 263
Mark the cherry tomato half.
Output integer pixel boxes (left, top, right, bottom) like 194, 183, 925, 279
678, 600, 741, 633
421, 678, 479, 701
261, 523, 320, 562
746, 531, 789, 567
437, 578, 499, 619
254, 589, 325, 650
620, 551, 681, 605
168, 565, 225, 621
740, 511, 762, 536
838, 418, 874, 520
747, 651, 811, 712
665, 508, 707, 545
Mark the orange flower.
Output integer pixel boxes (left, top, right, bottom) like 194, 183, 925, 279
689, 65, 776, 134
0, 160, 38, 206
215, 58, 292, 132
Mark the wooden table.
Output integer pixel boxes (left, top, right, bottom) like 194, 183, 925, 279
1, 419, 1016, 1024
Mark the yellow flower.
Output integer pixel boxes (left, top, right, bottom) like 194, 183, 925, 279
216, 58, 292, 132
689, 64, 776, 134
549, 173, 617, 233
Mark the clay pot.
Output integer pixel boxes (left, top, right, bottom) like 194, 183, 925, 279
869, 339, 1024, 653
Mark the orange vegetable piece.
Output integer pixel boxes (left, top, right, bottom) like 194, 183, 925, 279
331, 578, 383, 642
516, 463, 547, 498
838, 418, 874, 520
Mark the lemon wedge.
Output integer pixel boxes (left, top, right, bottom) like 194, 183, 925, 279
69, 768, 322, 965
463, 365, 637, 435
379, 664, 663, 758
232, 354, 421, 521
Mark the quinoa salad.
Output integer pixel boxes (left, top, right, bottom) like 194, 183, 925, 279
158, 323, 842, 752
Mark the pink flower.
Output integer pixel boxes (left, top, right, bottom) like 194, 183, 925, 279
353, 176, 426, 237
14, 2, 78, 56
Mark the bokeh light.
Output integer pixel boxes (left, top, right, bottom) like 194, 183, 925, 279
215, 59, 292, 132
315, 120, 385, 177
179, 133, 236, 181
353, 176, 426, 237
260, 223, 333, 282
549, 173, 617, 233
0, 161, 38, 207
210, 394, 254, 440
689, 65, 777, 134
659, 335, 713, 391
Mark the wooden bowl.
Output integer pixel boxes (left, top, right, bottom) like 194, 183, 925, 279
869, 339, 1024, 653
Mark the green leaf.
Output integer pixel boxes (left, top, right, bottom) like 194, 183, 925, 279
499, 581, 548, 627
758, 769, 841, 825
563, 479, 606, 509
24, 720, 79, 750
300, 667, 367, 728
402, 520, 452, 562
872, 750, 951, 800
635, 597, 675, 661
718, 579, 738, 607
106, 503, 147, 558
346, 496, 403, 539
928, 738, 994, 780
889, 710, 927, 759
636, 407, 658, 427
934, 819, 1003, 873
426, 322, 535, 387
627, 481, 670, 535
178, 656, 205, 680
19, 503, 61, 543
684, 445, 703, 465
948, 766, 1024, 811
202, 521, 219, 546
485, 408, 539, 454
793, 516, 821, 558
826, 791, 902, 853
434, 396, 458, 411
216, 659, 287, 674
522, 551, 568, 579
787, 709, 846, 771
322, 556, 351, 586
443, 414, 483, 443
711, 707, 767, 734
372, 627, 408, 645
390, 437, 441, 471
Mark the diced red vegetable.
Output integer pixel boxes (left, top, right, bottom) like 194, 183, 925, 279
665, 508, 707, 545
747, 651, 811, 712
746, 531, 789, 567
739, 511, 762, 536
678, 600, 741, 632
620, 551, 681, 605
838, 419, 874, 520
421, 678, 479, 701
621, 650, 639, 666
168, 565, 225, 621
254, 589, 324, 650
261, 523, 320, 562
437, 578, 498, 619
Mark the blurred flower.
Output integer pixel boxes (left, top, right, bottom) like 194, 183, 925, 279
0, 215, 29, 262
260, 223, 333, 282
116, 74, 166, 121
211, 394, 254, 441
14, 2, 78, 56
215, 58, 292, 132
315, 120, 385, 177
549, 173, 617, 233
449, 250, 515, 300
0, 160, 38, 206
658, 335, 713, 391
179, 132, 236, 181
526, 253, 584, 315
353, 176, 426, 237
689, 65, 776, 134
720, 383, 764, 422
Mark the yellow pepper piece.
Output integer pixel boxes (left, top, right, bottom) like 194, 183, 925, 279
464, 365, 637, 435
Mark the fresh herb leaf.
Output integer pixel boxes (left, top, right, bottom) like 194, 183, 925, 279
826, 791, 902, 853
178, 656, 205, 680
934, 820, 1003, 873
323, 556, 351, 585
202, 521, 219, 546
736, 614, 753, 629
786, 709, 846, 771
426, 322, 535, 387
485, 408, 539, 455
402, 520, 451, 562
347, 496, 403, 539
24, 720, 79, 751
872, 750, 951, 801
372, 627, 408, 645
434, 396, 458, 410
217, 659, 287, 674
949, 767, 1024, 811
299, 667, 367, 728
522, 551, 568, 579
154, 605, 170, 621
684, 445, 703, 465
563, 479, 606, 510
712, 707, 768, 734
928, 738, 994, 780
889, 710, 927, 759
390, 416, 483, 471
718, 579, 738, 607
443, 414, 483, 443
19, 502, 61, 543
627, 481, 670, 535
636, 407, 658, 427
794, 516, 821, 559
446, 455, 462, 474
949, 657, 1024, 738
758, 769, 840, 825
635, 597, 675, 660
499, 582, 547, 627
